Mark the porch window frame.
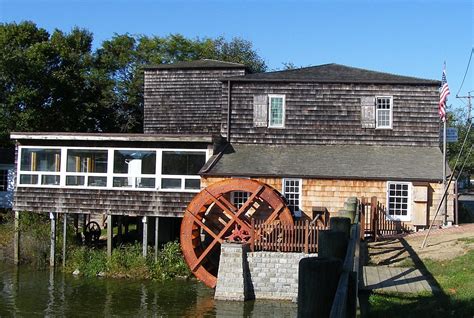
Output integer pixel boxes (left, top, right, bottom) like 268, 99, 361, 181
16, 146, 207, 193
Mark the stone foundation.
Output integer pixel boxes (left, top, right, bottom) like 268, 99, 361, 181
214, 243, 314, 301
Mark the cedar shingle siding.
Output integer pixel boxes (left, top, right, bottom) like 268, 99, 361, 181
222, 82, 439, 146
14, 187, 194, 217
144, 68, 245, 135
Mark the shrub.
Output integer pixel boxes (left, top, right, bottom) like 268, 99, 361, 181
149, 241, 191, 280
66, 246, 107, 277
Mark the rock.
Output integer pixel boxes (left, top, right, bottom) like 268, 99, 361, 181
72, 269, 80, 276
97, 271, 106, 277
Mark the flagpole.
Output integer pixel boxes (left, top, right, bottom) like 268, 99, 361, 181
443, 115, 447, 225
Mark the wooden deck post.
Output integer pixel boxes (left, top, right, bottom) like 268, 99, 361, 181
107, 214, 113, 258
304, 220, 309, 254
154, 216, 159, 262
250, 218, 255, 252
117, 216, 123, 245
370, 196, 378, 241
142, 216, 148, 257
124, 216, 129, 235
49, 212, 56, 268
13, 211, 20, 265
62, 213, 67, 268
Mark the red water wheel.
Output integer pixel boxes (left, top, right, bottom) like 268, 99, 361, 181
180, 179, 294, 288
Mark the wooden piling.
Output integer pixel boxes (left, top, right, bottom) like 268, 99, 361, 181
154, 217, 159, 261
13, 211, 20, 265
62, 213, 67, 268
107, 214, 113, 258
318, 230, 348, 261
297, 257, 342, 318
142, 216, 148, 257
49, 212, 56, 268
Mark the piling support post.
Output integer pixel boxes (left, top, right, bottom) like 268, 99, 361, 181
107, 214, 113, 258
49, 212, 56, 268
154, 216, 159, 262
117, 216, 123, 245
13, 211, 20, 265
62, 213, 67, 268
142, 216, 148, 257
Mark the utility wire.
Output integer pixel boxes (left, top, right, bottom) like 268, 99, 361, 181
457, 145, 473, 182
456, 48, 473, 97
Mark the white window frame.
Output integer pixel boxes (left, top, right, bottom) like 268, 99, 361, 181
16, 146, 208, 193
17, 147, 62, 188
386, 181, 411, 222
268, 94, 286, 128
375, 96, 393, 129
282, 178, 302, 217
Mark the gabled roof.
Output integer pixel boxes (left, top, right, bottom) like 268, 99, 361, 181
144, 59, 247, 70
224, 63, 439, 85
201, 144, 445, 182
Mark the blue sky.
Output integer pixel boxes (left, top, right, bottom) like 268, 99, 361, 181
1, 0, 473, 112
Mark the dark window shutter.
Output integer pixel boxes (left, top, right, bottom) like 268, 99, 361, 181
361, 96, 375, 128
253, 95, 268, 127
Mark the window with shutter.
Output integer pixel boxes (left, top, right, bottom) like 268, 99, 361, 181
361, 96, 375, 128
253, 95, 268, 127
376, 96, 393, 129
268, 94, 285, 128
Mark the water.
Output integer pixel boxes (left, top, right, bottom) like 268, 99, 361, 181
0, 263, 297, 317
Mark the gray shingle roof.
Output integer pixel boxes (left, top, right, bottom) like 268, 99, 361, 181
144, 59, 247, 70
201, 144, 445, 182
224, 63, 439, 85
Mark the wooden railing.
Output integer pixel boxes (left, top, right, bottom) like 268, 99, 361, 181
360, 196, 411, 241
330, 198, 362, 318
250, 219, 323, 253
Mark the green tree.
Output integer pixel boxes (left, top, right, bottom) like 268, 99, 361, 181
0, 22, 267, 145
447, 110, 474, 177
0, 22, 105, 146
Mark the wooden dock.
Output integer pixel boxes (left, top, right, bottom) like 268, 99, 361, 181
361, 266, 435, 293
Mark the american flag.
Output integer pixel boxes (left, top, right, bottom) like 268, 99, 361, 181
439, 65, 450, 122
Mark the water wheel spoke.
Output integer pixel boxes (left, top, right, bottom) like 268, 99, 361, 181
190, 236, 220, 271
204, 189, 251, 233
236, 185, 265, 216
187, 210, 222, 242
263, 202, 285, 225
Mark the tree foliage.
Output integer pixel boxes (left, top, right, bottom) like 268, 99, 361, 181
0, 22, 267, 146
447, 110, 474, 177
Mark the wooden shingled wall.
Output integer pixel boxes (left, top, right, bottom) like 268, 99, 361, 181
144, 68, 245, 135
221, 82, 440, 146
201, 177, 454, 228
13, 187, 195, 217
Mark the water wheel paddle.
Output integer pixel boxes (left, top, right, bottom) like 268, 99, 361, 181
180, 179, 293, 288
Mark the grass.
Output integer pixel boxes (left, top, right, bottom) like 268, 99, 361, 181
366, 248, 474, 318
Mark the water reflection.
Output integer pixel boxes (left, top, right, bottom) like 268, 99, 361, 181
0, 263, 297, 317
